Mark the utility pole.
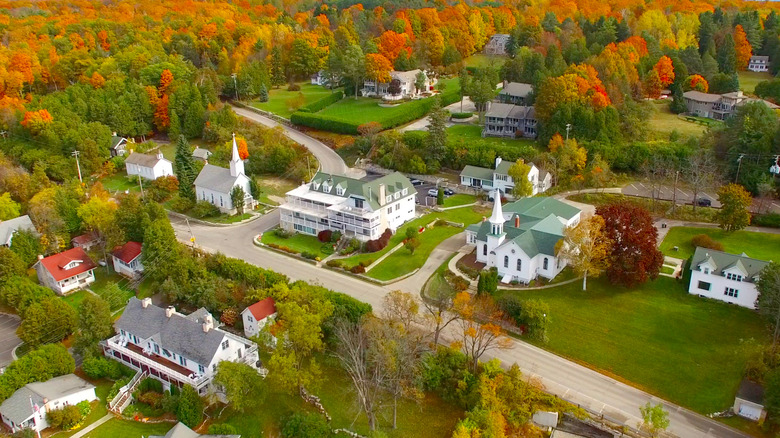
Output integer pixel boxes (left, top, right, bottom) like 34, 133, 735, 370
231, 73, 239, 101
735, 154, 745, 183
565, 123, 572, 141
71, 150, 83, 184
672, 170, 679, 215
138, 175, 145, 199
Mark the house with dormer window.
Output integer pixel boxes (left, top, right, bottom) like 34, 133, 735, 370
34, 247, 96, 295
688, 247, 769, 309
279, 171, 416, 241
102, 298, 261, 396
460, 157, 551, 196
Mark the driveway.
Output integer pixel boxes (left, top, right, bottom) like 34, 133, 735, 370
169, 215, 748, 438
0, 314, 21, 367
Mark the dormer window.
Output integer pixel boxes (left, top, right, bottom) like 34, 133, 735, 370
322, 183, 330, 193
312, 182, 320, 190
336, 187, 344, 196
386, 196, 392, 203
394, 192, 400, 200
402, 188, 408, 196
702, 267, 710, 274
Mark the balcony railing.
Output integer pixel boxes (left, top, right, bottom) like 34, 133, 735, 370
103, 336, 210, 388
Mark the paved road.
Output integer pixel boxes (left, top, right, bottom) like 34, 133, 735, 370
229, 104, 355, 177
0, 314, 21, 367
623, 182, 780, 214
168, 214, 748, 438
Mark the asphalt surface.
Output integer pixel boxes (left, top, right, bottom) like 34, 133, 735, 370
169, 212, 749, 438
622, 182, 780, 214
0, 314, 21, 368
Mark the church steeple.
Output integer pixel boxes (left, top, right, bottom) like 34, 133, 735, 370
488, 189, 504, 235
229, 132, 244, 177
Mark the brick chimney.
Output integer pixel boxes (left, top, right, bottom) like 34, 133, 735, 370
141, 297, 152, 308
514, 215, 520, 228
166, 306, 175, 318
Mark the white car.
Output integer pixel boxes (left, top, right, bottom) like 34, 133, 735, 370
427, 188, 439, 197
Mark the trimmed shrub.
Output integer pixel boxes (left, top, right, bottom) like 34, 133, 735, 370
321, 244, 334, 255
287, 83, 301, 91
317, 230, 332, 242
138, 391, 164, 409
451, 112, 473, 119
331, 230, 342, 243
137, 377, 164, 394
691, 234, 723, 251
299, 91, 343, 113
301, 251, 317, 260
282, 412, 331, 438
273, 228, 293, 239
754, 213, 780, 228
364, 228, 393, 253
326, 259, 343, 268
350, 265, 366, 274
190, 201, 220, 219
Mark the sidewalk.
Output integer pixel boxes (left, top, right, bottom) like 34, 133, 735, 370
69, 413, 113, 438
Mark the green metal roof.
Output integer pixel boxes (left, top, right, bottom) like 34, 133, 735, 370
473, 212, 566, 258
309, 171, 414, 210
503, 197, 580, 221
460, 165, 494, 181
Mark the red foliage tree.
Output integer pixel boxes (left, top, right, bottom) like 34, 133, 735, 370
734, 25, 752, 70
596, 202, 664, 288
653, 55, 675, 88
159, 69, 174, 95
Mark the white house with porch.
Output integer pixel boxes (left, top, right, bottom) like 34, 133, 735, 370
688, 247, 768, 309
460, 157, 551, 196
193, 134, 255, 215
0, 375, 96, 434
125, 152, 174, 180
279, 171, 416, 242
112, 241, 143, 279
362, 69, 434, 100
466, 192, 581, 284
35, 247, 96, 295
102, 297, 261, 396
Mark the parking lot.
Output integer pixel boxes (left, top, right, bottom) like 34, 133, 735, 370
411, 181, 460, 207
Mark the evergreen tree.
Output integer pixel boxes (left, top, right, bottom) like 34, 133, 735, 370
271, 46, 285, 88
183, 98, 205, 139
177, 385, 203, 428
259, 83, 269, 102
425, 98, 448, 169
717, 34, 737, 74
168, 111, 182, 140
174, 135, 196, 200
698, 12, 716, 55
669, 82, 687, 114
701, 52, 719, 80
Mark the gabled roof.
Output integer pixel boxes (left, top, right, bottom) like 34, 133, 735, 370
0, 375, 95, 425
474, 212, 567, 258
691, 247, 769, 279
116, 298, 241, 366
111, 135, 127, 150
125, 152, 169, 168
500, 82, 533, 98
750, 55, 769, 62
737, 379, 765, 405
150, 421, 241, 438
194, 164, 243, 194
305, 171, 414, 210
71, 231, 99, 246
0, 215, 36, 246
245, 297, 276, 321
683, 90, 722, 103
113, 241, 142, 263
391, 69, 423, 83
460, 165, 495, 181
192, 147, 212, 159
38, 247, 96, 281
485, 102, 516, 118
502, 197, 580, 221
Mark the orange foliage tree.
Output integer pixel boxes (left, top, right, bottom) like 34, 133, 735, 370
365, 53, 393, 83
237, 137, 249, 160
653, 55, 675, 88
159, 69, 174, 95
21, 109, 53, 134
734, 25, 752, 71
90, 72, 105, 89
378, 30, 409, 63
686, 75, 708, 92
452, 291, 513, 372
154, 94, 170, 131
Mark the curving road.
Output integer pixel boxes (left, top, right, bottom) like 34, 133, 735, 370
229, 104, 352, 177
169, 214, 748, 438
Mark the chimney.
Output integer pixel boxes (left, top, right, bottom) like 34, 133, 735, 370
514, 215, 520, 228
503, 79, 507, 89
141, 297, 152, 308
157, 152, 164, 160
37, 254, 43, 261
166, 306, 175, 318
204, 159, 208, 165
495, 156, 502, 169
482, 216, 487, 222
378, 184, 386, 206
112, 132, 117, 136
202, 314, 214, 332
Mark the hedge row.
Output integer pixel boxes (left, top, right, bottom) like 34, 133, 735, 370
291, 88, 461, 135
298, 91, 344, 113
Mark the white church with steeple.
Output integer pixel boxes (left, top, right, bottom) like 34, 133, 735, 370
466, 189, 582, 284
193, 133, 255, 214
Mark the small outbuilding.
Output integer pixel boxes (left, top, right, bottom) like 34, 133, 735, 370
733, 379, 767, 422
112, 241, 143, 279
241, 297, 277, 338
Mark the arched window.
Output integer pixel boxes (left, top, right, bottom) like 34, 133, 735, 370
504, 256, 509, 268
543, 258, 549, 270
516, 259, 522, 271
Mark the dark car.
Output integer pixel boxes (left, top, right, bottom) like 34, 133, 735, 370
443, 188, 455, 196
410, 179, 423, 186
696, 197, 712, 207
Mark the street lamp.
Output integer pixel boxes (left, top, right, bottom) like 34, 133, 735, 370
231, 73, 239, 101
565, 123, 572, 141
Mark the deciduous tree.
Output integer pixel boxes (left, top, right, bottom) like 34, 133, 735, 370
758, 262, 780, 351
557, 215, 613, 291
0, 193, 21, 221
507, 160, 533, 198
426, 97, 448, 166
365, 53, 393, 84
596, 203, 664, 288
17, 297, 77, 348
717, 183, 752, 231
453, 292, 513, 372
74, 294, 113, 357
734, 25, 753, 70
640, 403, 670, 437
214, 361, 266, 412
653, 56, 675, 88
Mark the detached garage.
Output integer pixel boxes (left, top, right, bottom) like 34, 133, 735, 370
733, 379, 767, 422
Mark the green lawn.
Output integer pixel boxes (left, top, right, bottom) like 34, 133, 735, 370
502, 276, 769, 414
568, 193, 719, 223
261, 229, 331, 258
251, 83, 334, 118
648, 101, 709, 138
318, 97, 429, 125
81, 418, 174, 438
368, 224, 463, 281
465, 53, 505, 68
90, 271, 136, 310
443, 194, 476, 207
446, 124, 537, 149
339, 206, 489, 271
61, 289, 91, 310
739, 70, 773, 94
659, 226, 780, 261
101, 172, 139, 194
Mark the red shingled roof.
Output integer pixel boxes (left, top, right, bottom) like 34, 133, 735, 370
246, 297, 276, 321
71, 231, 99, 246
39, 247, 96, 281
113, 241, 142, 263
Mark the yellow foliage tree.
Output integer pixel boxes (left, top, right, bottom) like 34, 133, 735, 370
557, 215, 614, 290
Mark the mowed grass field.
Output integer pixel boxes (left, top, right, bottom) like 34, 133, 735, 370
506, 276, 769, 414
464, 53, 506, 68
659, 226, 780, 261
739, 70, 773, 94
251, 83, 334, 118
648, 101, 709, 138
446, 124, 537, 149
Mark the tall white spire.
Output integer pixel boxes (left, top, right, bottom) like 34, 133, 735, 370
488, 189, 504, 235
229, 132, 244, 177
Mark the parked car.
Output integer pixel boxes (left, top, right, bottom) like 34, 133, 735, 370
410, 179, 423, 186
427, 188, 439, 197
696, 197, 712, 207
443, 188, 455, 196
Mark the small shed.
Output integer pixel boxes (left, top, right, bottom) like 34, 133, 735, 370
733, 379, 767, 422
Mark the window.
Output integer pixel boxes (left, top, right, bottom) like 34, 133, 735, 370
396, 204, 400, 211
386, 196, 392, 203
516, 259, 522, 271
543, 258, 549, 270
726, 273, 743, 282
354, 198, 364, 209
702, 267, 710, 274
394, 192, 400, 200
219, 196, 223, 207
247, 316, 253, 322
402, 188, 408, 196
212, 364, 217, 372
179, 356, 187, 367
198, 364, 205, 373
698, 281, 711, 291
237, 349, 242, 358
483, 245, 487, 256
222, 340, 229, 350
163, 349, 171, 358
153, 344, 160, 354
504, 256, 509, 268
724, 287, 739, 298
336, 187, 344, 196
